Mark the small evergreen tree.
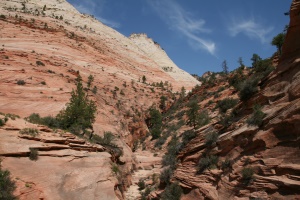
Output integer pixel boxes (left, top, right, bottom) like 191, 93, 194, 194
142, 75, 146, 83
251, 54, 262, 68
57, 74, 97, 133
149, 108, 162, 139
271, 33, 286, 55
238, 57, 244, 67
222, 60, 228, 75
87, 74, 94, 89
187, 101, 199, 129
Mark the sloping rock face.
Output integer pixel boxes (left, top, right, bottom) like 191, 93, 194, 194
0, 0, 197, 199
0, 118, 120, 200
169, 1, 300, 199
129, 33, 199, 88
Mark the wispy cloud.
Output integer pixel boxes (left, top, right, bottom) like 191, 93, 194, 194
227, 17, 273, 43
73, 0, 120, 28
148, 0, 216, 55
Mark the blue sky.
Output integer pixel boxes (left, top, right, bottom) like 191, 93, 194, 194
66, 0, 290, 76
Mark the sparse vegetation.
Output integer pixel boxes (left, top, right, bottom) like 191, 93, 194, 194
160, 167, 173, 185
29, 148, 38, 161
161, 182, 182, 200
36, 60, 45, 66
186, 100, 199, 129
17, 80, 26, 85
238, 78, 258, 101
138, 179, 146, 190
241, 167, 254, 185
93, 132, 116, 146
216, 98, 238, 113
205, 131, 218, 146
247, 105, 266, 127
148, 108, 162, 139
198, 155, 218, 173
19, 128, 39, 137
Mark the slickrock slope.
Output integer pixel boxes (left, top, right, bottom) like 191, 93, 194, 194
0, 117, 120, 200
0, 0, 198, 199
129, 33, 199, 87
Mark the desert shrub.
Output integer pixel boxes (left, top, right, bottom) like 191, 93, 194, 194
221, 158, 232, 170
241, 167, 254, 185
198, 155, 218, 173
0, 161, 17, 200
41, 81, 46, 85
160, 167, 173, 185
0, 118, 4, 126
180, 129, 197, 149
92, 86, 97, 94
247, 105, 266, 127
93, 132, 115, 146
4, 113, 20, 120
19, 128, 39, 137
205, 131, 218, 146
186, 100, 199, 129
162, 135, 180, 169
216, 98, 238, 113
161, 182, 182, 200
26, 113, 59, 128
111, 163, 119, 175
238, 78, 258, 101
0, 14, 6, 19
36, 60, 45, 66
17, 80, 26, 85
220, 113, 235, 129
138, 179, 146, 190
197, 110, 210, 127
228, 73, 244, 89
255, 58, 274, 77
148, 108, 162, 139
140, 186, 151, 200
29, 148, 38, 161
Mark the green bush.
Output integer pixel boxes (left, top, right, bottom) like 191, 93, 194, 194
93, 132, 116, 146
221, 159, 232, 170
26, 113, 59, 128
180, 129, 197, 149
17, 80, 26, 85
160, 167, 173, 185
216, 98, 238, 113
0, 162, 17, 200
238, 78, 258, 101
205, 131, 218, 146
241, 167, 254, 185
138, 179, 146, 190
162, 135, 180, 169
197, 110, 210, 127
148, 108, 162, 139
247, 105, 266, 127
29, 148, 38, 161
36, 60, 45, 66
161, 182, 182, 200
0, 118, 4, 126
198, 155, 218, 173
19, 128, 39, 137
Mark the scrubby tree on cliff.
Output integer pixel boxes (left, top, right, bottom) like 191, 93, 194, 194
187, 100, 199, 129
251, 53, 262, 68
57, 74, 97, 134
271, 33, 286, 55
222, 60, 228, 74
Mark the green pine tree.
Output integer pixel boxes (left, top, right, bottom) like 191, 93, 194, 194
57, 74, 97, 133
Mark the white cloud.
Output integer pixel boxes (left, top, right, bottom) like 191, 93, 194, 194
73, 0, 120, 28
228, 18, 273, 43
148, 0, 216, 55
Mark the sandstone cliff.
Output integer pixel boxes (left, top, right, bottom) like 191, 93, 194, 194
0, 0, 198, 199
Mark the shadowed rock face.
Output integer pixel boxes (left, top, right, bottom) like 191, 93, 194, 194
170, 1, 300, 199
